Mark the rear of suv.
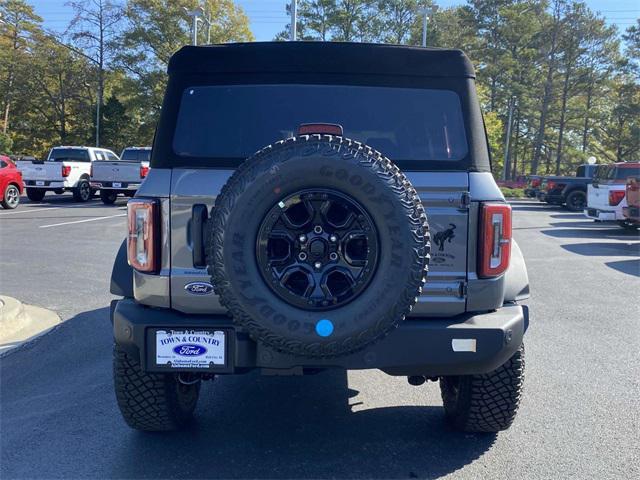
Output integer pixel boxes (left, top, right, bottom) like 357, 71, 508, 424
110, 42, 530, 433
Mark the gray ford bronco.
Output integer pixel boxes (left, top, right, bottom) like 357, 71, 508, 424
110, 42, 530, 433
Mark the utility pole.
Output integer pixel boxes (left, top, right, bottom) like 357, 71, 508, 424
502, 97, 516, 181
184, 7, 204, 46
419, 6, 438, 47
290, 0, 297, 41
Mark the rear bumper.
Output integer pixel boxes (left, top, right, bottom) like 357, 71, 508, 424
90, 181, 140, 191
24, 180, 66, 189
112, 298, 528, 376
584, 208, 617, 221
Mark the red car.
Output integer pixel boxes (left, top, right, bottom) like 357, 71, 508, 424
0, 154, 24, 209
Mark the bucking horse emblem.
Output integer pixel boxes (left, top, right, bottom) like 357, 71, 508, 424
434, 223, 456, 251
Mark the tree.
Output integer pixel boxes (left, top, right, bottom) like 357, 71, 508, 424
115, 0, 253, 144
0, 0, 42, 134
65, 0, 124, 147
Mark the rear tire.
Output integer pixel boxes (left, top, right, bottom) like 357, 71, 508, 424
73, 179, 92, 202
26, 188, 46, 202
618, 221, 639, 230
440, 344, 525, 433
1, 184, 20, 209
113, 344, 200, 431
100, 190, 118, 205
564, 190, 586, 212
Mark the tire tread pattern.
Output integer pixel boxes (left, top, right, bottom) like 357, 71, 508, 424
113, 345, 199, 431
440, 344, 525, 432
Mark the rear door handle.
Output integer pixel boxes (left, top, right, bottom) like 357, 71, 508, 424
191, 204, 208, 268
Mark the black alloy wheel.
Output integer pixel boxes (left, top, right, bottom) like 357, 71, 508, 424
257, 189, 379, 310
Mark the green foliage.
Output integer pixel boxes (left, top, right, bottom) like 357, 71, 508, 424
0, 131, 13, 153
0, 0, 252, 155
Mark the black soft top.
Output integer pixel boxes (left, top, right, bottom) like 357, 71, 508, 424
169, 42, 475, 79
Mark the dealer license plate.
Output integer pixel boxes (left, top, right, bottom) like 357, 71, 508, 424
155, 329, 225, 368
112, 182, 122, 188
35, 181, 45, 186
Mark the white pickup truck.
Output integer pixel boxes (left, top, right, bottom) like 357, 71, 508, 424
17, 146, 120, 202
585, 162, 640, 227
90, 147, 151, 204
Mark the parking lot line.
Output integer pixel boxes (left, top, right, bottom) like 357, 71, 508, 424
0, 206, 61, 216
39, 213, 126, 229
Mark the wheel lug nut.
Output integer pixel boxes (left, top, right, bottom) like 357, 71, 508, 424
329, 252, 338, 261
299, 234, 307, 243
314, 225, 323, 234
329, 234, 338, 242
299, 252, 307, 261
314, 262, 322, 269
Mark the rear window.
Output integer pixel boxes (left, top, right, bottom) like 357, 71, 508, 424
121, 149, 151, 162
597, 164, 640, 181
48, 148, 90, 162
611, 165, 640, 180
172, 85, 468, 163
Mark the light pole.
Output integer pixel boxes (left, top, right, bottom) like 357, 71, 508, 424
290, 0, 297, 41
419, 6, 438, 47
184, 7, 204, 46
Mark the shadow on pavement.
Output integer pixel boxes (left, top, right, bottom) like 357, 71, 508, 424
605, 259, 640, 277
560, 242, 640, 257
1, 307, 496, 480
548, 213, 585, 220
542, 226, 640, 241
511, 204, 562, 212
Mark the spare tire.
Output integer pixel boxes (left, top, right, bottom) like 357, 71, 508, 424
207, 135, 430, 357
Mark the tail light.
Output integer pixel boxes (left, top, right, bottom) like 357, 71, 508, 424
127, 199, 159, 273
61, 165, 71, 177
609, 190, 625, 206
140, 165, 149, 179
478, 203, 512, 278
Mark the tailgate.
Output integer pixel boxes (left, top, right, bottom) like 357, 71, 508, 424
92, 162, 141, 183
17, 162, 60, 181
168, 169, 469, 317
588, 183, 616, 210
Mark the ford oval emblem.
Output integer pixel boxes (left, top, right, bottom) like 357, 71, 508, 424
173, 344, 207, 356
184, 282, 214, 295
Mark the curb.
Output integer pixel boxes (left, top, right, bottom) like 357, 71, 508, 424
0, 296, 61, 356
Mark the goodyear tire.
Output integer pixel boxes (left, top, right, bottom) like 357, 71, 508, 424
207, 135, 430, 358
440, 344, 525, 432
113, 344, 200, 431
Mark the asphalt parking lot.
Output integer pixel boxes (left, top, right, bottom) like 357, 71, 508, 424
1, 195, 639, 479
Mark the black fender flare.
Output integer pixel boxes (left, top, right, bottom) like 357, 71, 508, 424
111, 239, 133, 297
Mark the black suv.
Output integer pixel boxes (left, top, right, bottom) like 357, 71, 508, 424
110, 42, 530, 433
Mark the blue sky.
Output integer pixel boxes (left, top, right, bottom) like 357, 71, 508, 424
33, 0, 639, 41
